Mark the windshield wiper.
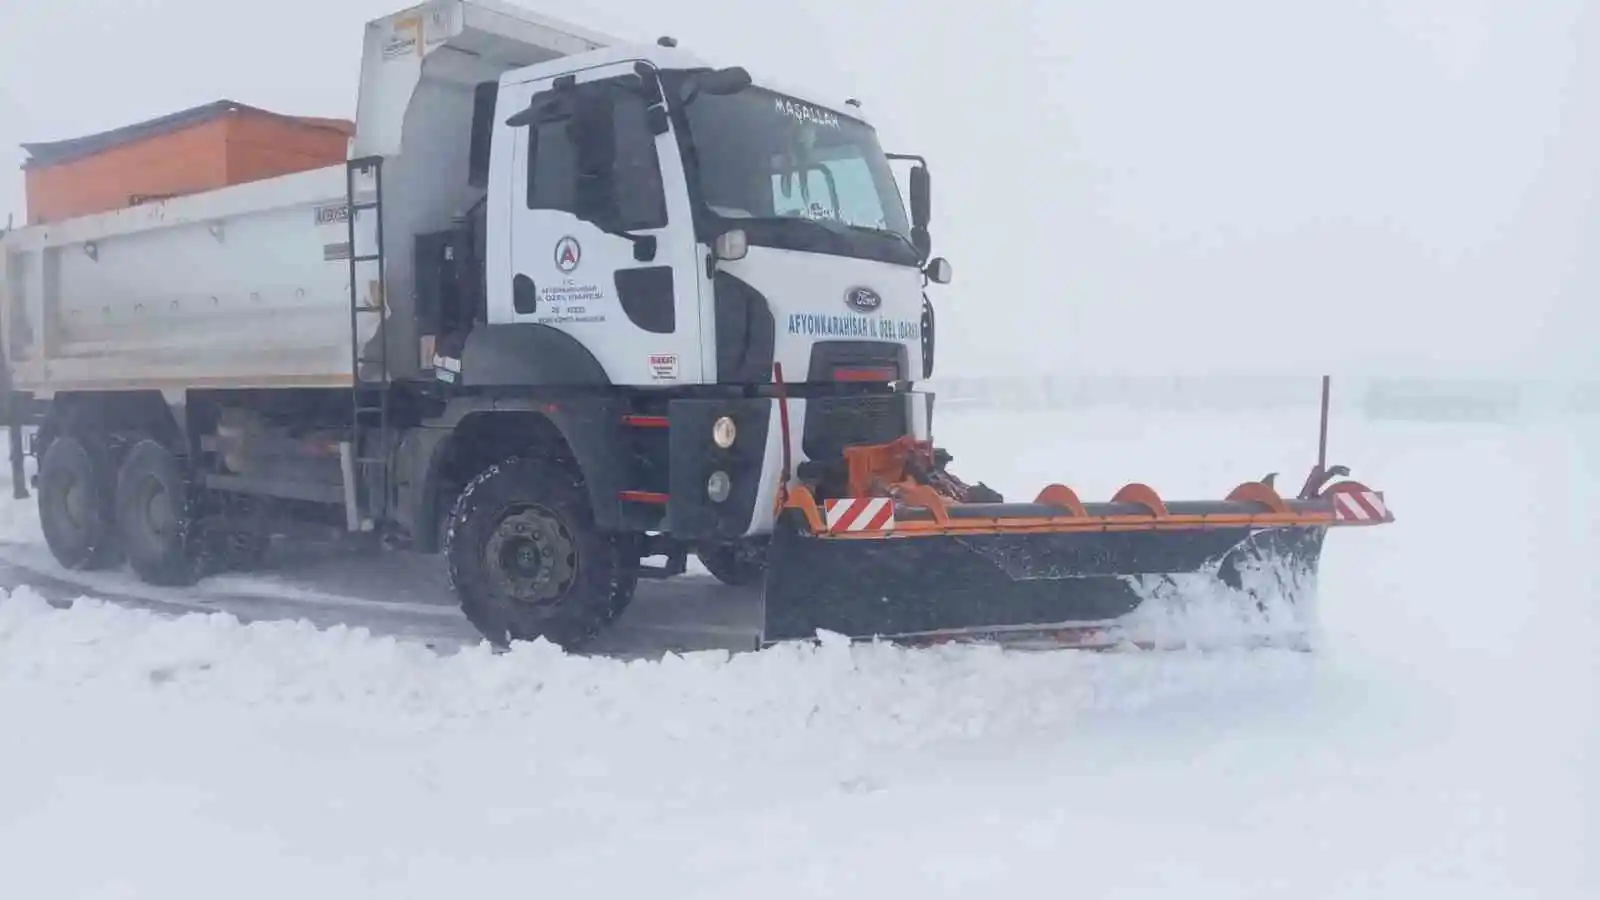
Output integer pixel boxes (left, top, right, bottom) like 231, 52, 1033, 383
792, 215, 910, 248
735, 214, 920, 260
840, 222, 918, 255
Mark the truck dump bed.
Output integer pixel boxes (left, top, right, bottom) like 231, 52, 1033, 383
2, 0, 620, 396
3, 165, 359, 394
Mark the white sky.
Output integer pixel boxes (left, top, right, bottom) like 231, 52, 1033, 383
1, 0, 1594, 379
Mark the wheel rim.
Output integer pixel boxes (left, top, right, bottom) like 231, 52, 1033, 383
61, 474, 91, 534
130, 473, 178, 552
483, 505, 578, 607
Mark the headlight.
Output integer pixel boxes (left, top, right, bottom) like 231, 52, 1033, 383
707, 470, 732, 503
712, 416, 737, 449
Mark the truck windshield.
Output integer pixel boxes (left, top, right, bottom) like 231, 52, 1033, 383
669, 80, 919, 267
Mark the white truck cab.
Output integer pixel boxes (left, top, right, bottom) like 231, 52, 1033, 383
477, 44, 941, 389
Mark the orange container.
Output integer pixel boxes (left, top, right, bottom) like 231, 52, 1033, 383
21, 100, 354, 225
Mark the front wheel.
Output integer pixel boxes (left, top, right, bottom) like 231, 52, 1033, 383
445, 456, 636, 650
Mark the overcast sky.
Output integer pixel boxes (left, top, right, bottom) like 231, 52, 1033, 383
1, 0, 1593, 378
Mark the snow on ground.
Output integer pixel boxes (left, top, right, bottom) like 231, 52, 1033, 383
0, 405, 1595, 898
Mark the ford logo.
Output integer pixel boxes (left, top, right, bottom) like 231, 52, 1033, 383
844, 286, 882, 313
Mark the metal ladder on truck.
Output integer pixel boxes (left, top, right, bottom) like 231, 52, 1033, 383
341, 156, 391, 534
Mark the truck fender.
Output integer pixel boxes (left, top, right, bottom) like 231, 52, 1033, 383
456, 323, 610, 387
397, 395, 631, 553
40, 391, 185, 455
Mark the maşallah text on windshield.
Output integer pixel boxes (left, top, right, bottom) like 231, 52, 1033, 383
772, 97, 841, 129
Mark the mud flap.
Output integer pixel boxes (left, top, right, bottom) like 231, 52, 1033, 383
759, 509, 1331, 649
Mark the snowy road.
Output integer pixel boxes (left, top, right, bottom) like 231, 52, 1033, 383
0, 454, 767, 657
0, 536, 765, 657
1, 405, 1594, 897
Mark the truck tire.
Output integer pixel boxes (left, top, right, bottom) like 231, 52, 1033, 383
445, 455, 637, 649
113, 439, 201, 587
602, 531, 642, 625
36, 434, 123, 571
696, 539, 768, 587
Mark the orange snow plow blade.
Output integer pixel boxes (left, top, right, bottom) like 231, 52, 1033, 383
758, 432, 1394, 651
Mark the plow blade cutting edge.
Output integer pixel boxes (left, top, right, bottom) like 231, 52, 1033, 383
761, 480, 1388, 646
757, 439, 1394, 652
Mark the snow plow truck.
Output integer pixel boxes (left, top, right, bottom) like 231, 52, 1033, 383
0, 0, 1393, 651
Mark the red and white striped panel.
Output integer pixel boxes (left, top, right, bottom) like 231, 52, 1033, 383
1332, 490, 1390, 523
823, 498, 896, 533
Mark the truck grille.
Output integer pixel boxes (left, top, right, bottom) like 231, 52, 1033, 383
802, 394, 909, 460
809, 340, 907, 382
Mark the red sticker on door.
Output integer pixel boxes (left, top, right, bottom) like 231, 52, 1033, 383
649, 354, 679, 381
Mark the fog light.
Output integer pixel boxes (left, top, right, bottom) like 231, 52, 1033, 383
707, 470, 732, 503
712, 415, 737, 448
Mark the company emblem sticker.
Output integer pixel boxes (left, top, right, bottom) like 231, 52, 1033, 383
844, 286, 882, 313
554, 236, 581, 273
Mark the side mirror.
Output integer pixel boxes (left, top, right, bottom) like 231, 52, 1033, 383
713, 229, 748, 261
683, 66, 752, 107
568, 94, 616, 170
506, 78, 577, 129
505, 96, 568, 128
909, 165, 930, 230
925, 257, 952, 285
887, 153, 935, 263
702, 66, 752, 96
567, 90, 618, 226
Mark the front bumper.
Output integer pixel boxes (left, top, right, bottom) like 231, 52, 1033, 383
664, 389, 930, 541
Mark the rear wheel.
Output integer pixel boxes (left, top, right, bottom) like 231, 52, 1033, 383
696, 539, 768, 587
445, 456, 636, 649
37, 433, 123, 570
113, 439, 201, 587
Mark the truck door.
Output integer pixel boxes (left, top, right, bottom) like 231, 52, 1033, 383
498, 62, 703, 387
